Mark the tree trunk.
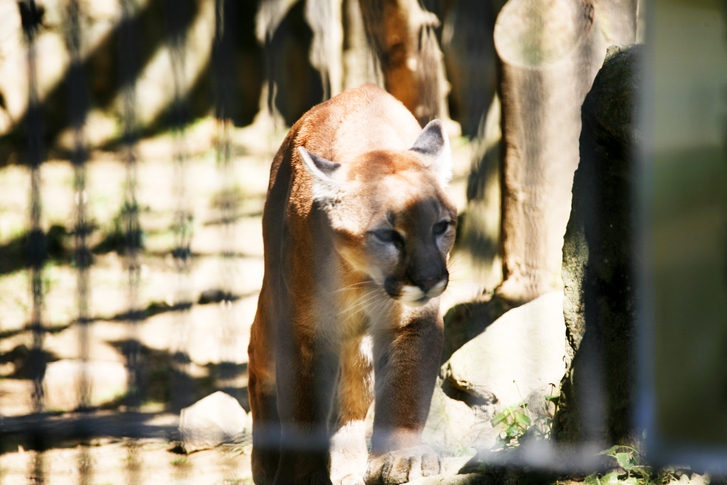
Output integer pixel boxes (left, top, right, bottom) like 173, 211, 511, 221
305, 0, 344, 98
358, 0, 450, 125
593, 0, 639, 45
440, 0, 501, 138
342, 0, 381, 90
493, 0, 608, 305
256, 0, 325, 125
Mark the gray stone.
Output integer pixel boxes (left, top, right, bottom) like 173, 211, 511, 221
425, 292, 566, 455
665, 473, 710, 485
422, 383, 497, 454
440, 294, 508, 365
180, 391, 250, 453
442, 292, 566, 412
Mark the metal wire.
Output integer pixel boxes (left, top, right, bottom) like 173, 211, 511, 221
20, 0, 46, 420
119, 0, 144, 416
0, 0, 651, 480
18, 5, 50, 482
65, 0, 92, 417
213, 0, 243, 402
163, 0, 195, 413
215, 120, 241, 398
118, 4, 143, 484
64, 5, 94, 484
76, 447, 92, 485
29, 450, 45, 485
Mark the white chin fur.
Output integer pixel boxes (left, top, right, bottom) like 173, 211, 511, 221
399, 285, 426, 303
429, 280, 447, 298
398, 281, 447, 307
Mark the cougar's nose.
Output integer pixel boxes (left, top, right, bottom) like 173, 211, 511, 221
416, 273, 448, 293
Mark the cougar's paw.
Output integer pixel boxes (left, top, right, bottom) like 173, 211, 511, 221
364, 446, 441, 485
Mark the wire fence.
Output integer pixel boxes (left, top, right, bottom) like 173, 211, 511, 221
1, 1, 256, 482
1, 0, 725, 484
3, 0, 614, 470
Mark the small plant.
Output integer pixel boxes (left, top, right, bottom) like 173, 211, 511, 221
584, 444, 690, 485
490, 385, 560, 449
585, 445, 648, 485
491, 403, 532, 448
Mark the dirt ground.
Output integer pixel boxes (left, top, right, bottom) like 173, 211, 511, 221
0, 438, 253, 485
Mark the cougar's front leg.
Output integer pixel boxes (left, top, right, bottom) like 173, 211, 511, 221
329, 336, 375, 485
274, 327, 339, 485
366, 312, 443, 485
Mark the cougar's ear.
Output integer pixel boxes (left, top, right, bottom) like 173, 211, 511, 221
298, 146, 343, 203
410, 119, 452, 186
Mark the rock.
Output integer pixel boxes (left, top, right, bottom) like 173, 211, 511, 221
179, 391, 250, 453
440, 295, 509, 364
422, 383, 497, 454
425, 292, 566, 454
44, 360, 128, 411
665, 473, 709, 485
441, 292, 566, 412
555, 44, 642, 446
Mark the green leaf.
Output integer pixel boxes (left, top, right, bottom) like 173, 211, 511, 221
602, 471, 620, 485
599, 445, 622, 457
618, 445, 640, 456
491, 413, 508, 426
615, 452, 635, 470
630, 465, 652, 479
505, 424, 521, 438
515, 412, 531, 427
584, 474, 600, 485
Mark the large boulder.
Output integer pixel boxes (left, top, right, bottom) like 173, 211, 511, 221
425, 292, 566, 453
423, 381, 498, 454
443, 292, 566, 411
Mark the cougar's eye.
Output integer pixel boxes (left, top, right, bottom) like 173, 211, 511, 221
373, 229, 398, 243
433, 220, 450, 236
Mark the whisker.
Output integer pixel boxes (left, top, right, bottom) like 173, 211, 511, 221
333, 281, 372, 293
354, 287, 391, 317
338, 288, 382, 317
367, 289, 395, 319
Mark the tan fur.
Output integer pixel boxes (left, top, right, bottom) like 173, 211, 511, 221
248, 84, 456, 485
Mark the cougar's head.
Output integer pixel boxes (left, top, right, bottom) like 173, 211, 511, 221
298, 120, 457, 307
